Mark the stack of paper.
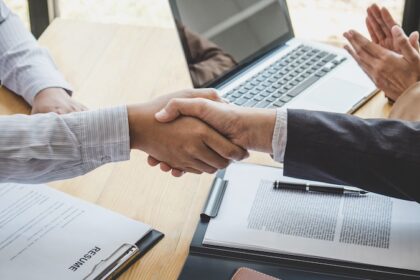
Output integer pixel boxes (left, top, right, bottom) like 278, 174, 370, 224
204, 163, 420, 271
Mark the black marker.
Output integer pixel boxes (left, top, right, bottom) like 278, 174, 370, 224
273, 181, 368, 196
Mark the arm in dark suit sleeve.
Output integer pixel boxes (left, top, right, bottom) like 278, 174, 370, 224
284, 109, 420, 202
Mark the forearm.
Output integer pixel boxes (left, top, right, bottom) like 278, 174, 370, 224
0, 106, 130, 183
0, 2, 71, 105
282, 109, 420, 202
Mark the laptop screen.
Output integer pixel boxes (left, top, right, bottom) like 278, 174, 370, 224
171, 0, 293, 88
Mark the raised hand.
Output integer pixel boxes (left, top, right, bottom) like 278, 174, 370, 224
31, 88, 87, 114
128, 89, 249, 176
366, 4, 419, 53
344, 26, 420, 101
149, 97, 276, 176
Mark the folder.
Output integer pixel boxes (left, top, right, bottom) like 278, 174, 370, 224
179, 166, 420, 280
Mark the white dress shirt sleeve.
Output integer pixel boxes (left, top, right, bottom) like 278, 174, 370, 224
272, 108, 288, 163
0, 106, 131, 183
0, 1, 72, 105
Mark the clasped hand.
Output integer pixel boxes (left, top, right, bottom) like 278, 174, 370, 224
128, 89, 253, 177
148, 93, 276, 177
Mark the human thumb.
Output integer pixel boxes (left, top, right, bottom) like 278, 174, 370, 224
155, 98, 203, 123
155, 108, 172, 122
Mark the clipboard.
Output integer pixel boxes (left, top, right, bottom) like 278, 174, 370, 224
84, 229, 163, 280
0, 183, 164, 280
179, 167, 420, 280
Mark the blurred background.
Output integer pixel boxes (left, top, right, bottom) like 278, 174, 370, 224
2, 0, 413, 46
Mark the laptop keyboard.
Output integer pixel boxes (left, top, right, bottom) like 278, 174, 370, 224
224, 44, 347, 109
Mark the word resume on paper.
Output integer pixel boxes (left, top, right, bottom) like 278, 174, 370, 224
204, 163, 420, 271
0, 183, 151, 280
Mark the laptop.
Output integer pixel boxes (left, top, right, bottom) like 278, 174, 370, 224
169, 0, 378, 113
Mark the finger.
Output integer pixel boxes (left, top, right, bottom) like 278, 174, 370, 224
381, 7, 397, 30
370, 4, 391, 38
344, 30, 384, 58
191, 159, 217, 174
392, 26, 419, 61
367, 16, 385, 43
147, 155, 160, 166
156, 161, 184, 175
171, 169, 185, 177
344, 43, 377, 69
203, 129, 249, 161
156, 162, 197, 176
155, 98, 208, 122
367, 5, 386, 40
344, 45, 373, 72
159, 162, 172, 172
196, 144, 230, 170
344, 45, 375, 80
366, 17, 379, 44
189, 88, 224, 102
183, 167, 203, 174
409, 31, 420, 51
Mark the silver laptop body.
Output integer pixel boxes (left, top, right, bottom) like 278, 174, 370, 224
169, 0, 377, 113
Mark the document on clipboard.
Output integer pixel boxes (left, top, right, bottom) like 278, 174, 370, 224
0, 183, 158, 280
203, 163, 420, 272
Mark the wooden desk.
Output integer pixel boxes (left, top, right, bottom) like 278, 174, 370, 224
0, 19, 392, 279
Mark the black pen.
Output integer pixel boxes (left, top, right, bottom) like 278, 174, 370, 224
273, 181, 368, 196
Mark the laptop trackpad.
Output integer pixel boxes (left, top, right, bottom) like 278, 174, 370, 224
290, 78, 367, 113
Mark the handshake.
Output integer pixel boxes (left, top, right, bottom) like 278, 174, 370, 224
29, 4, 420, 180
127, 89, 276, 177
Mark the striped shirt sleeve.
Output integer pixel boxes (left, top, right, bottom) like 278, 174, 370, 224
0, 1, 72, 105
0, 106, 131, 183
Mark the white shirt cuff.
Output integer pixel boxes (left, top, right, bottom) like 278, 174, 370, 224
272, 108, 288, 163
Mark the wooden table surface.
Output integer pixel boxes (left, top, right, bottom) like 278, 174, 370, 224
0, 19, 392, 280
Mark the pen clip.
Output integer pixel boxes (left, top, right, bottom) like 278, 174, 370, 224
83, 243, 139, 280
201, 177, 228, 222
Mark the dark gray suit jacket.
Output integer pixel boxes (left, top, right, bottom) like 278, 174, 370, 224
284, 109, 420, 203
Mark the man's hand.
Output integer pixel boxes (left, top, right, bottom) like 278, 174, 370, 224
31, 88, 87, 114
156, 98, 276, 152
366, 4, 419, 53
344, 26, 420, 101
149, 98, 276, 176
128, 89, 249, 177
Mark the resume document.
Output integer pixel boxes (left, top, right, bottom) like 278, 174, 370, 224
0, 183, 151, 279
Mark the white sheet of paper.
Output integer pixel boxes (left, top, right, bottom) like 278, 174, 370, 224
204, 163, 420, 271
0, 183, 151, 280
